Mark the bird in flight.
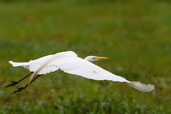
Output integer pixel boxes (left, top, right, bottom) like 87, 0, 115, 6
6, 51, 154, 94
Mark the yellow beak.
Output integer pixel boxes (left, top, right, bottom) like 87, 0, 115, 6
95, 56, 109, 60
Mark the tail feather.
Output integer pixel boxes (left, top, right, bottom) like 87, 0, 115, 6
9, 61, 29, 68
127, 81, 154, 92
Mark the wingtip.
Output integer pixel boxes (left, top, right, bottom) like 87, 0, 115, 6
128, 81, 155, 92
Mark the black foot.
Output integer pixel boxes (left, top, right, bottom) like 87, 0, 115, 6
5, 81, 18, 88
5, 72, 33, 88
11, 85, 28, 94
10, 74, 42, 94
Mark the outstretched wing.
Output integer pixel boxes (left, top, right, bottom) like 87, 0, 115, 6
33, 54, 128, 82
38, 56, 154, 92
59, 57, 129, 82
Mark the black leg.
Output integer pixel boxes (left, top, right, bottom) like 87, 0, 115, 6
5, 72, 33, 88
11, 74, 42, 94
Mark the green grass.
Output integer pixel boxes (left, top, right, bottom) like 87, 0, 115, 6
0, 0, 171, 113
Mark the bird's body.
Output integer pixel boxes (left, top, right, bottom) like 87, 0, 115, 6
8, 51, 154, 93
10, 51, 77, 74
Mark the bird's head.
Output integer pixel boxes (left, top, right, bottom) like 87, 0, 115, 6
84, 56, 109, 62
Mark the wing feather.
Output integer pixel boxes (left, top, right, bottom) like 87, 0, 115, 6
38, 56, 154, 92
56, 57, 129, 82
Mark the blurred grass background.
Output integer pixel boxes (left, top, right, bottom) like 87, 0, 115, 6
0, 0, 170, 113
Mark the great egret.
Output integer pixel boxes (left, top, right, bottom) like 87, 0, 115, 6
6, 51, 154, 94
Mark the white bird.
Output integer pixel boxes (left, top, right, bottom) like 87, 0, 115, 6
7, 51, 154, 94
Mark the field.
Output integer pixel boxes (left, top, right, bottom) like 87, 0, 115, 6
0, 0, 171, 113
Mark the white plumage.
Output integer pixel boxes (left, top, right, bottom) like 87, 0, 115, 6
9, 51, 154, 92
